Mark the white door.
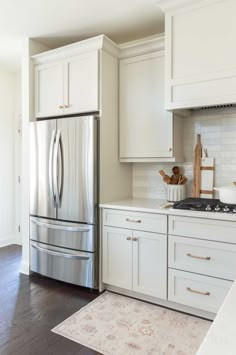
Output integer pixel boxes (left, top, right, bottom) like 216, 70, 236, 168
64, 51, 99, 115
35, 62, 64, 118
102, 226, 132, 290
120, 51, 173, 159
133, 230, 167, 299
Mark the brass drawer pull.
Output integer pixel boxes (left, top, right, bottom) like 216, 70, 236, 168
126, 218, 141, 223
132, 237, 138, 242
187, 253, 211, 261
126, 237, 132, 241
186, 287, 210, 296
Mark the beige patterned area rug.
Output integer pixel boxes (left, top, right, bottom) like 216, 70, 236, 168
52, 291, 211, 355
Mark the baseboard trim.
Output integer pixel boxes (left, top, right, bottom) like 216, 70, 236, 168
0, 235, 19, 248
20, 261, 30, 275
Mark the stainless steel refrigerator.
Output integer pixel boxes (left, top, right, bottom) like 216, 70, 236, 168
30, 115, 98, 288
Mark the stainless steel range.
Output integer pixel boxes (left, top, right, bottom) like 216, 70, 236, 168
30, 115, 98, 289
173, 198, 236, 213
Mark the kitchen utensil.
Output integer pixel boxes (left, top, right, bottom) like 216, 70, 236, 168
159, 170, 171, 184
192, 134, 202, 197
214, 186, 236, 204
167, 184, 186, 202
200, 157, 215, 198
159, 202, 174, 209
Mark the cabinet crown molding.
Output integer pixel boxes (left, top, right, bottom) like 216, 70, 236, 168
119, 33, 165, 59
157, 0, 220, 12
31, 35, 120, 64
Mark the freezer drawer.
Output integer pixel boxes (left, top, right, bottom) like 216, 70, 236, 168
30, 241, 98, 288
30, 217, 97, 252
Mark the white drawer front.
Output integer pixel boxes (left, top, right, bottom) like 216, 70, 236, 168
169, 236, 236, 281
169, 215, 236, 243
168, 269, 232, 313
103, 209, 167, 234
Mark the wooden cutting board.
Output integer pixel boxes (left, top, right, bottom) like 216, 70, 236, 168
192, 134, 202, 197
200, 157, 215, 198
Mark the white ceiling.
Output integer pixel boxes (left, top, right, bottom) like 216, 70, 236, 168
0, 0, 164, 71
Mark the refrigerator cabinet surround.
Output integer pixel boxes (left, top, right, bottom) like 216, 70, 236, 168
30, 115, 98, 224
30, 217, 97, 252
30, 241, 98, 289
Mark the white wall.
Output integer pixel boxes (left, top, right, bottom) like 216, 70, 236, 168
21, 39, 50, 275
0, 71, 21, 247
133, 107, 236, 200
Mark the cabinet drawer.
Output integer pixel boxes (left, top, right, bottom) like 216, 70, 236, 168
103, 209, 167, 234
168, 269, 232, 313
169, 215, 236, 243
169, 236, 236, 281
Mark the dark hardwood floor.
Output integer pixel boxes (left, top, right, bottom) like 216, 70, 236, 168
0, 245, 101, 355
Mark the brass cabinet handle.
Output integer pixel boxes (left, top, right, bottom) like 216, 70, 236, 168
186, 287, 210, 296
63, 105, 68, 108
169, 147, 172, 152
126, 218, 141, 223
132, 237, 138, 242
126, 237, 132, 241
187, 253, 211, 261
58, 105, 64, 109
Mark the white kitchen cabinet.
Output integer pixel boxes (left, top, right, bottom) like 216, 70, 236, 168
119, 41, 183, 163
103, 226, 133, 290
35, 62, 63, 118
169, 235, 236, 281
63, 51, 99, 114
34, 50, 99, 118
133, 230, 167, 299
168, 269, 232, 314
159, 0, 236, 110
102, 209, 167, 299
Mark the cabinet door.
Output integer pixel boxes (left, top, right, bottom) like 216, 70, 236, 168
133, 230, 167, 299
35, 62, 64, 118
103, 226, 132, 290
120, 51, 173, 159
64, 51, 99, 115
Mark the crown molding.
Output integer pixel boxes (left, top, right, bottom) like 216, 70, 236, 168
31, 35, 120, 64
119, 33, 165, 59
157, 0, 219, 13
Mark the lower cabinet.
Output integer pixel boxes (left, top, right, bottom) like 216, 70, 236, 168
168, 269, 232, 314
102, 226, 167, 299
103, 227, 133, 290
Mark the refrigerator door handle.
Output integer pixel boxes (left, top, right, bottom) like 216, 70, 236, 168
31, 243, 90, 260
53, 129, 61, 207
31, 218, 91, 232
49, 129, 56, 206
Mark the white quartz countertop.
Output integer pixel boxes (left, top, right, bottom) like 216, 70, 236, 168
197, 280, 236, 355
100, 198, 236, 222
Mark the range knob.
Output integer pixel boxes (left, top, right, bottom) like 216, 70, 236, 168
223, 205, 230, 213
233, 208, 236, 213
214, 205, 221, 212
205, 205, 212, 211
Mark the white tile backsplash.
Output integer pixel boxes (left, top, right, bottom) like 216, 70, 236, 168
132, 108, 236, 200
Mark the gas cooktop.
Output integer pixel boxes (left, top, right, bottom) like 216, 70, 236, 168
173, 198, 236, 213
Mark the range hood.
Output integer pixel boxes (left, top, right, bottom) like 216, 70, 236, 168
193, 104, 236, 111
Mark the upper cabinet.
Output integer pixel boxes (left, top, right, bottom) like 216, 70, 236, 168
34, 51, 99, 118
158, 0, 236, 110
119, 35, 184, 162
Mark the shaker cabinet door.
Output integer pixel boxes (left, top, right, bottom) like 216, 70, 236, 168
102, 226, 133, 290
132, 230, 167, 299
120, 51, 173, 160
35, 62, 64, 118
63, 51, 99, 115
